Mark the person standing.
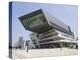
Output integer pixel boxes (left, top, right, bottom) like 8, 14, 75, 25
25, 41, 28, 52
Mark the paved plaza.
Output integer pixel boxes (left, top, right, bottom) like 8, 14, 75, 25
11, 48, 78, 59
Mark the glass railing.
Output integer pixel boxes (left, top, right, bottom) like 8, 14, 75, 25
39, 37, 61, 43
39, 32, 58, 39
39, 29, 55, 36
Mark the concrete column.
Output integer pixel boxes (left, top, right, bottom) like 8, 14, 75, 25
59, 42, 63, 50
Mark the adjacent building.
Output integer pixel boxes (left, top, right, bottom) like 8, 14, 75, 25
19, 9, 78, 49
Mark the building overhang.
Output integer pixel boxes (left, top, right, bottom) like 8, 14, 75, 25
19, 9, 53, 33
19, 9, 72, 35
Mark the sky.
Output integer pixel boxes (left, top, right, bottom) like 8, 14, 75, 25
12, 2, 78, 46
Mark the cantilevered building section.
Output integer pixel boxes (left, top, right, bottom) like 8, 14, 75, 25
19, 9, 78, 49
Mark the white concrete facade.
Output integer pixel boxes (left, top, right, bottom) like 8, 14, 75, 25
30, 29, 77, 49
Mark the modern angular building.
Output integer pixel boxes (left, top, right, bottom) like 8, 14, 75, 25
19, 9, 78, 49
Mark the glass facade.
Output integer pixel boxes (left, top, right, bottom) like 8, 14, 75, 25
22, 13, 46, 28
